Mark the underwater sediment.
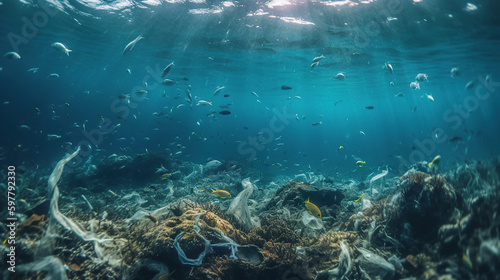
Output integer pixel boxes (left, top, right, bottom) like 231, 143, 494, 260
1, 151, 499, 280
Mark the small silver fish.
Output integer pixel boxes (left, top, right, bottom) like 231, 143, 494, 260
4, 52, 21, 59
465, 80, 476, 90
186, 89, 193, 103
385, 63, 394, 74
161, 62, 174, 77
213, 86, 225, 96
197, 100, 212, 106
161, 79, 176, 86
122, 35, 144, 55
334, 73, 346, 80
51, 42, 72, 56
47, 134, 62, 140
312, 55, 325, 63
415, 73, 428, 82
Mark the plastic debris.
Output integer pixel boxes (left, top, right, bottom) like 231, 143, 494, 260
357, 247, 395, 280
227, 178, 260, 230
174, 214, 241, 266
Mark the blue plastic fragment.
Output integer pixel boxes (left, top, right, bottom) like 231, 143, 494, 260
174, 232, 210, 266
212, 231, 239, 259
174, 230, 240, 265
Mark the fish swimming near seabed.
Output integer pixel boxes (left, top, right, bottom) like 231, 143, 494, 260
211, 189, 231, 198
428, 155, 441, 166
204, 160, 222, 170
305, 198, 321, 218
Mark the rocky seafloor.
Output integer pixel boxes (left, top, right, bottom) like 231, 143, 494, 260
1, 151, 499, 280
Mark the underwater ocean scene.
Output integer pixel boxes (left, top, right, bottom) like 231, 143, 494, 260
1, 0, 500, 279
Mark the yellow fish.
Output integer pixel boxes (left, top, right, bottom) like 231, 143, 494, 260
305, 198, 321, 218
339, 146, 344, 150
198, 190, 205, 193
161, 173, 172, 180
107, 190, 118, 197
158, 270, 176, 280
356, 161, 366, 167
462, 252, 472, 269
135, 90, 148, 94
354, 193, 366, 202
429, 155, 441, 167
211, 189, 231, 198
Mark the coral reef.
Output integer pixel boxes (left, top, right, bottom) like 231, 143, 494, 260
247, 217, 303, 247
3, 153, 500, 280
389, 171, 457, 244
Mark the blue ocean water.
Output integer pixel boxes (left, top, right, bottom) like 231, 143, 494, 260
1, 0, 499, 175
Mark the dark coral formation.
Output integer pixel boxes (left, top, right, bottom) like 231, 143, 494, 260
266, 180, 344, 211
392, 172, 457, 242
